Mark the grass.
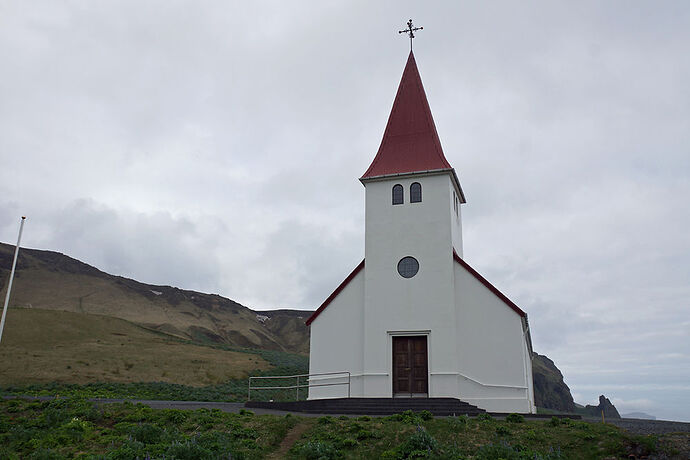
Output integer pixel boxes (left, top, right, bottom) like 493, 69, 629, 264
0, 397, 296, 459
0, 308, 309, 402
1, 400, 686, 459
0, 308, 272, 387
287, 412, 675, 459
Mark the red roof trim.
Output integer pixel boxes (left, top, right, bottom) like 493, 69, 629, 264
452, 249, 527, 318
305, 259, 365, 326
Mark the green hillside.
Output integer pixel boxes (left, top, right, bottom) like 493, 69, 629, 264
0, 308, 269, 386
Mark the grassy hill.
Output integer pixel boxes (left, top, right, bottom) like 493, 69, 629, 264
0, 308, 270, 387
0, 242, 310, 354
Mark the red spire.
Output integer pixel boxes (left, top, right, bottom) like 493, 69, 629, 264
361, 51, 452, 179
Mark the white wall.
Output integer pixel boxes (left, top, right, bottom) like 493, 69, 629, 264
362, 173, 458, 397
308, 269, 365, 399
454, 262, 535, 413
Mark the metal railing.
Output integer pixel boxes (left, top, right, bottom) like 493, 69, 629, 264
248, 371, 351, 401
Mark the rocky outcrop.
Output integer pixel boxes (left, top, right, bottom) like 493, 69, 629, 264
532, 352, 577, 412
583, 395, 621, 419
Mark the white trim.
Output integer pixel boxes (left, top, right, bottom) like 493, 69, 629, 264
457, 373, 528, 390
387, 329, 431, 335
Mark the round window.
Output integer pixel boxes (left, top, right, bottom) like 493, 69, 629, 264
397, 256, 419, 278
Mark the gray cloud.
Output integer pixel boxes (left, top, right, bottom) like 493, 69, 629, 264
1, 1, 689, 421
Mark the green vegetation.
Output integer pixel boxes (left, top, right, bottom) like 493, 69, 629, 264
0, 397, 296, 459
1, 345, 308, 402
1, 399, 683, 459
288, 411, 668, 459
0, 308, 273, 387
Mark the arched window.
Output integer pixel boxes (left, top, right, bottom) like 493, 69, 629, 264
392, 184, 404, 205
410, 182, 422, 203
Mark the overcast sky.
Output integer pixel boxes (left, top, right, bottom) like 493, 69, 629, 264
1, 1, 689, 421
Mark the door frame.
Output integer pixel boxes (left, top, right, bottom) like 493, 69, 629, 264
388, 330, 430, 397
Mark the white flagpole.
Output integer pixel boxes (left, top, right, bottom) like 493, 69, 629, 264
0, 216, 26, 344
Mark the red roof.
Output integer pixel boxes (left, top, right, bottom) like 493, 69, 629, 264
361, 51, 453, 179
306, 252, 526, 327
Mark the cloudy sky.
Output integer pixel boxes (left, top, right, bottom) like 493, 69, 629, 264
1, 1, 689, 421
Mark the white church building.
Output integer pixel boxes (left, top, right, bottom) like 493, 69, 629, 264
306, 51, 536, 414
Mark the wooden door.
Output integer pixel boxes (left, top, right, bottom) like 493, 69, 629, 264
392, 336, 428, 396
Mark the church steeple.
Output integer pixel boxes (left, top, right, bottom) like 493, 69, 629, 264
361, 51, 462, 203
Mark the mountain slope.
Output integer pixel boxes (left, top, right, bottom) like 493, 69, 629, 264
532, 352, 577, 412
0, 308, 270, 386
0, 242, 310, 354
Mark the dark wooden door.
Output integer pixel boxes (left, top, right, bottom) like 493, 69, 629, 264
392, 336, 428, 396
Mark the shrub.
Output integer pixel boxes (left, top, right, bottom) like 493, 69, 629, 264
317, 416, 335, 424
165, 439, 215, 460
107, 440, 146, 460
292, 440, 342, 459
495, 425, 511, 436
549, 416, 561, 427
448, 414, 468, 430
162, 409, 187, 424
129, 423, 164, 444
475, 441, 523, 460
506, 413, 524, 423
60, 417, 93, 441
419, 410, 433, 421
524, 429, 539, 441
476, 413, 494, 422
390, 425, 439, 459
27, 448, 66, 460
238, 409, 254, 416
389, 410, 430, 424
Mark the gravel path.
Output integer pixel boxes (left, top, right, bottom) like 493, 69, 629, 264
599, 418, 690, 435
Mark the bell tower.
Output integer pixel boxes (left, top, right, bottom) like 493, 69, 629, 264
359, 51, 466, 396
360, 50, 465, 267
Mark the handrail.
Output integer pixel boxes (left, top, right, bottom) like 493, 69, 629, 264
248, 371, 350, 401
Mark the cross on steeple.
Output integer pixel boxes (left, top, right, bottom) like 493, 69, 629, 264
398, 19, 423, 51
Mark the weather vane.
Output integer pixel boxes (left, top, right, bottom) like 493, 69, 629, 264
398, 19, 423, 51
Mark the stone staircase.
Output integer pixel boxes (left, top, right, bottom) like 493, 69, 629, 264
245, 397, 485, 416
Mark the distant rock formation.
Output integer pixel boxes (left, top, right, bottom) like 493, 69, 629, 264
583, 395, 621, 419
531, 352, 577, 412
